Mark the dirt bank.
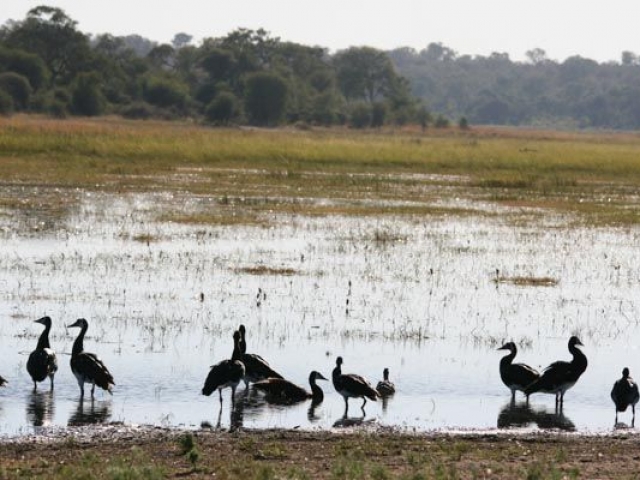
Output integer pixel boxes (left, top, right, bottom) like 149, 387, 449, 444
2, 426, 639, 479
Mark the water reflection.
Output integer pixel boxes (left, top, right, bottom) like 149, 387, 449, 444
307, 399, 323, 422
497, 401, 575, 431
26, 391, 55, 427
68, 399, 111, 426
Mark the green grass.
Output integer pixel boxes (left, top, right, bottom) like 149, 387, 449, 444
2, 116, 640, 226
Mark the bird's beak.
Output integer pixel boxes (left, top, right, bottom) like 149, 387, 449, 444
316, 373, 328, 381
497, 345, 508, 351
67, 321, 80, 328
34, 317, 46, 325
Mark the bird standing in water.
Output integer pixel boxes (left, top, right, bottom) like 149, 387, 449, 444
611, 367, 639, 424
202, 330, 246, 404
332, 356, 378, 413
27, 316, 58, 391
68, 319, 115, 399
497, 342, 539, 402
524, 336, 587, 408
376, 368, 396, 397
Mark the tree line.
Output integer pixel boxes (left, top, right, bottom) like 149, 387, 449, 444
2, 7, 639, 130
390, 43, 640, 129
0, 6, 437, 128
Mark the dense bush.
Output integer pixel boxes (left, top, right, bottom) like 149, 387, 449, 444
0, 72, 32, 110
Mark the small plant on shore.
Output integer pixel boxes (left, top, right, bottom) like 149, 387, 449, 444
178, 433, 200, 470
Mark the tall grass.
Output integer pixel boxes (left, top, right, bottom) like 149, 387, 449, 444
2, 116, 640, 225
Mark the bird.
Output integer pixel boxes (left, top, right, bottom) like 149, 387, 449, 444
376, 368, 396, 397
332, 356, 378, 413
524, 336, 587, 408
497, 342, 539, 402
611, 367, 639, 424
253, 370, 328, 403
202, 330, 246, 404
0, 375, 6, 387
235, 326, 283, 387
68, 318, 115, 399
26, 316, 58, 391
238, 324, 247, 355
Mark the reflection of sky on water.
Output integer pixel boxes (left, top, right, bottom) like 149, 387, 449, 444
0, 190, 638, 436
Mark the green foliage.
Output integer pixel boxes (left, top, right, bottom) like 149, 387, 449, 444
205, 91, 240, 124
142, 75, 189, 109
0, 46, 49, 90
0, 89, 14, 115
458, 117, 469, 129
178, 433, 200, 470
71, 72, 105, 116
121, 101, 155, 119
371, 102, 387, 127
244, 71, 288, 126
349, 102, 372, 128
434, 115, 450, 128
0, 72, 32, 110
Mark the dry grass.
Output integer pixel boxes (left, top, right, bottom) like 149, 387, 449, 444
2, 116, 640, 226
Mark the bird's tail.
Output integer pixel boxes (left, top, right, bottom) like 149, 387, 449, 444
523, 379, 539, 396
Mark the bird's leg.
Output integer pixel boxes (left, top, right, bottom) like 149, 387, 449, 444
231, 386, 236, 404
50, 376, 54, 390
344, 397, 349, 416
511, 390, 516, 403
33, 382, 37, 392
361, 397, 367, 409
91, 383, 96, 398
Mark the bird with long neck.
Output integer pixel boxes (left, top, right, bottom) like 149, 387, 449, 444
234, 325, 283, 387
332, 356, 378, 413
524, 336, 587, 408
497, 342, 539, 402
611, 367, 640, 424
202, 330, 246, 404
376, 368, 396, 397
27, 316, 58, 391
254, 371, 328, 403
68, 319, 115, 399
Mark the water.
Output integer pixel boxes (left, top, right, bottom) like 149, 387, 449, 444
0, 189, 639, 437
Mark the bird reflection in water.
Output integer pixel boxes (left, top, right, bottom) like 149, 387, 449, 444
497, 400, 575, 431
26, 390, 55, 427
68, 398, 111, 426
307, 399, 323, 423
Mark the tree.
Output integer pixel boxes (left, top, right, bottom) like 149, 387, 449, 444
243, 71, 288, 126
199, 48, 235, 80
172, 33, 193, 49
2, 6, 91, 84
333, 47, 402, 103
71, 72, 105, 116
0, 46, 49, 90
525, 48, 549, 65
142, 75, 189, 109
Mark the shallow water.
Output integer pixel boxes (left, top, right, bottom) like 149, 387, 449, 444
0, 189, 639, 437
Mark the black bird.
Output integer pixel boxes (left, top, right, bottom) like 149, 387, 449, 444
376, 368, 396, 397
202, 331, 246, 404
0, 375, 6, 387
27, 316, 58, 391
238, 324, 247, 355
254, 371, 328, 403
497, 342, 539, 402
524, 336, 587, 407
235, 326, 283, 387
332, 356, 378, 412
68, 319, 115, 399
611, 367, 640, 424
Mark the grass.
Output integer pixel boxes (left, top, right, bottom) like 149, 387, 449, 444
0, 430, 625, 479
2, 116, 640, 226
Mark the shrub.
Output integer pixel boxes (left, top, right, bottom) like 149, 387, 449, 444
0, 72, 32, 110
0, 90, 14, 115
205, 92, 239, 125
71, 72, 106, 116
349, 102, 372, 128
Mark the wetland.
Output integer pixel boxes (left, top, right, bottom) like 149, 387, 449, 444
1, 117, 640, 476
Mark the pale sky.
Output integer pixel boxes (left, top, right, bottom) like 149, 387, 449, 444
2, 1, 639, 63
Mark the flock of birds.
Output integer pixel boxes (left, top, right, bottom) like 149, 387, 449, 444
0, 318, 638, 427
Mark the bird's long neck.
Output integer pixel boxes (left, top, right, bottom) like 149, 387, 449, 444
310, 376, 324, 401
383, 370, 390, 381
500, 349, 516, 370
332, 364, 341, 387
569, 343, 587, 371
231, 336, 242, 361
72, 325, 87, 356
36, 323, 51, 350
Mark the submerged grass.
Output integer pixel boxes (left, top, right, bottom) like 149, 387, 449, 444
2, 116, 640, 226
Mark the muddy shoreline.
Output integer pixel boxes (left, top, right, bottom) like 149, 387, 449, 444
2, 424, 639, 478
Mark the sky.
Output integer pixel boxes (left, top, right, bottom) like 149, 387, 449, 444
2, 0, 639, 63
